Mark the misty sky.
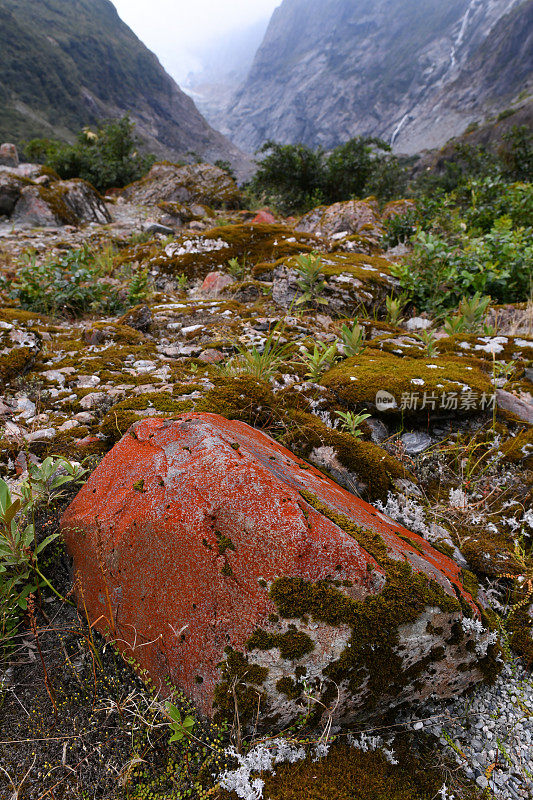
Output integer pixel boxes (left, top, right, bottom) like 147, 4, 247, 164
110, 0, 280, 83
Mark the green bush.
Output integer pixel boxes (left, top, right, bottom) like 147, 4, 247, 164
12, 245, 151, 318
25, 116, 155, 193
250, 137, 407, 213
392, 218, 532, 313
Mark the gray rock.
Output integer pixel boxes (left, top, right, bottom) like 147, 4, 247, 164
496, 389, 533, 424
401, 432, 432, 454
144, 222, 174, 236
405, 317, 432, 331
225, 0, 527, 157
0, 144, 19, 168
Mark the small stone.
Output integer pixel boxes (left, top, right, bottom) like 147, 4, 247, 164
199, 349, 225, 364
76, 375, 101, 388
24, 427, 56, 443
79, 392, 106, 410
59, 420, 80, 432
405, 317, 432, 331
144, 222, 174, 235
401, 432, 432, 454
133, 360, 157, 374
201, 271, 234, 296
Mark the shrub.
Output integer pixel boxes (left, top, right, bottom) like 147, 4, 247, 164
250, 137, 408, 214
12, 245, 152, 318
24, 116, 155, 193
392, 218, 532, 313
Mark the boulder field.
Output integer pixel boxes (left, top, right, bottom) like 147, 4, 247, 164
61, 413, 497, 731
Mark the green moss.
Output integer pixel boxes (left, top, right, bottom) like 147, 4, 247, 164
321, 350, 493, 417
221, 740, 484, 800
281, 410, 409, 501
507, 605, 533, 665
153, 224, 315, 279
195, 376, 280, 428
461, 570, 479, 600
275, 676, 301, 700
213, 647, 268, 724
100, 393, 194, 441
0, 307, 51, 324
246, 626, 315, 660
0, 345, 40, 383
85, 321, 147, 345
216, 533, 235, 554
37, 184, 79, 225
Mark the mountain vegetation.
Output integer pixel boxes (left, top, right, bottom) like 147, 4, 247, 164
0, 0, 245, 171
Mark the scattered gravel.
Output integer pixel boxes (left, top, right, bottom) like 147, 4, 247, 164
404, 660, 533, 797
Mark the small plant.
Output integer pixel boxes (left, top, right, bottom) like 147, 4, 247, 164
300, 341, 338, 381
221, 325, 291, 379
295, 252, 328, 307
415, 329, 439, 356
340, 321, 366, 357
498, 537, 533, 617
380, 208, 417, 248
176, 273, 188, 292
444, 292, 492, 335
127, 267, 151, 306
227, 257, 247, 280
0, 457, 88, 660
385, 294, 406, 326
335, 410, 371, 438
164, 702, 196, 743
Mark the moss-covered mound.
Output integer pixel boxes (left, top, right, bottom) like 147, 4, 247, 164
321, 350, 494, 418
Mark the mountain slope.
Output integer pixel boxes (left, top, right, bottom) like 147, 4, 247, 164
0, 0, 246, 172
225, 0, 532, 154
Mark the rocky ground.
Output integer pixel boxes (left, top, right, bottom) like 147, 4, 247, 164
0, 158, 531, 799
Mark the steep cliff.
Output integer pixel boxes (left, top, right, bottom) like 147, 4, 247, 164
226, 0, 532, 154
0, 0, 246, 172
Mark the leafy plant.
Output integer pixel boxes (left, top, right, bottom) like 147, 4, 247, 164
444, 293, 491, 335
227, 256, 247, 280
13, 246, 118, 317
340, 321, 366, 357
300, 342, 338, 381
335, 410, 371, 438
415, 329, 439, 356
381, 208, 417, 248
127, 267, 151, 306
164, 702, 196, 744
295, 253, 328, 307
385, 294, 406, 326
0, 457, 88, 658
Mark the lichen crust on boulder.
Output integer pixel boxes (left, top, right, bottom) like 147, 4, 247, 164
61, 413, 499, 731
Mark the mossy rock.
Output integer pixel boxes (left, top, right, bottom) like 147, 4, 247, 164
437, 334, 533, 367
321, 350, 493, 418
501, 427, 533, 467
83, 321, 148, 345
0, 307, 52, 324
220, 740, 483, 800
152, 224, 316, 279
100, 391, 195, 442
280, 409, 410, 501
195, 376, 282, 429
0, 342, 41, 384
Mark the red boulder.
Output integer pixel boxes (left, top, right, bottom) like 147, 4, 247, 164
61, 414, 496, 729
